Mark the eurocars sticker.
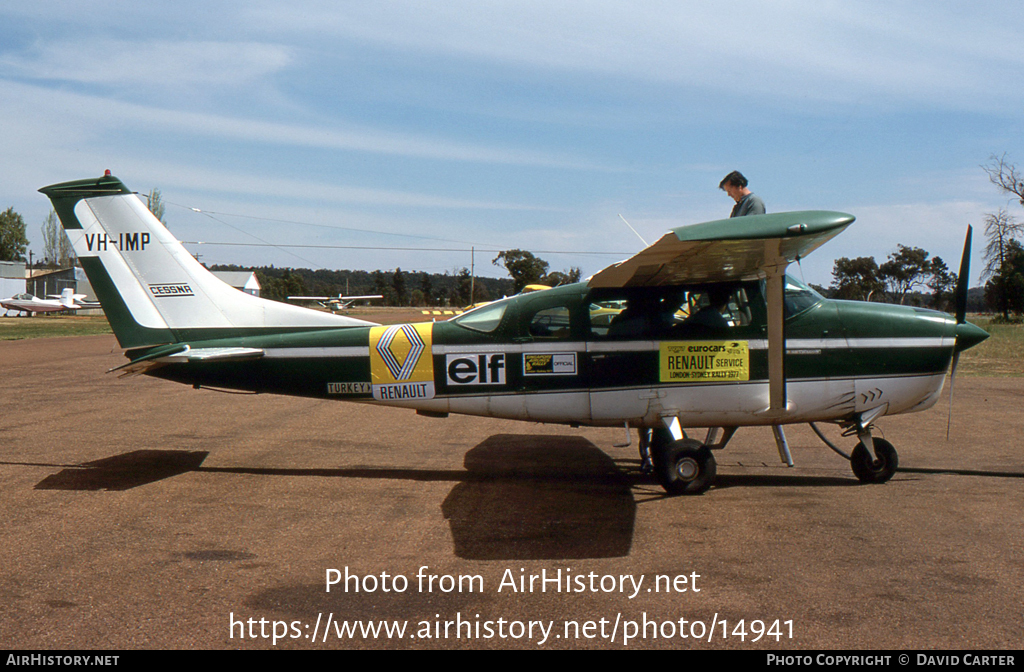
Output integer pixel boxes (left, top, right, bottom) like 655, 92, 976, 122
660, 341, 749, 382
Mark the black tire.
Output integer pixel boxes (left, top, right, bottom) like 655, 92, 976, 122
647, 426, 674, 452
653, 438, 716, 496
850, 438, 898, 483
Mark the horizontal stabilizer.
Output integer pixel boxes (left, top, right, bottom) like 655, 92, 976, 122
111, 345, 265, 377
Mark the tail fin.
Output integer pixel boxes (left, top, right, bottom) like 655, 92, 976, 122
58, 287, 77, 308
40, 174, 376, 349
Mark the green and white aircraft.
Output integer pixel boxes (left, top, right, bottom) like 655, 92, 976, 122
40, 174, 990, 495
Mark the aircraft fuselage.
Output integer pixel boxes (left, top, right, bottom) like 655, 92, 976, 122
144, 279, 973, 430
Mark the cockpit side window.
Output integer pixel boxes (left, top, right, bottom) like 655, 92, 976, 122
588, 284, 754, 339
685, 286, 753, 330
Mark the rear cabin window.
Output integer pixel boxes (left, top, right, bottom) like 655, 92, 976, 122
528, 306, 572, 339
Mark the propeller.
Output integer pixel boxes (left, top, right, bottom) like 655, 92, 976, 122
954, 226, 971, 326
946, 226, 989, 437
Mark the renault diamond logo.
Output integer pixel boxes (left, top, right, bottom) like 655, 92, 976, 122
375, 324, 425, 381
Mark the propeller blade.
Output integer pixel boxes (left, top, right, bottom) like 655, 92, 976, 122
946, 350, 960, 440
948, 224, 970, 439
955, 225, 972, 325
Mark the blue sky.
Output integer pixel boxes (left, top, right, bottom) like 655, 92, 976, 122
1, 1, 1021, 286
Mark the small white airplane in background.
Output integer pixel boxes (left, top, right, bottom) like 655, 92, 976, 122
287, 294, 384, 312
0, 288, 95, 316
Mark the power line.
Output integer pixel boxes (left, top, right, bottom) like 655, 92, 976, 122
178, 205, 322, 267
169, 201, 632, 257
169, 201, 511, 249
178, 240, 631, 255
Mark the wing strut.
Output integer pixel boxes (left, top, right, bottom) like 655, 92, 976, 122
762, 238, 788, 415
765, 266, 786, 412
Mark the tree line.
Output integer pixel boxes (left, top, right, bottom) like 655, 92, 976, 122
241, 249, 582, 307
221, 265, 516, 307
824, 154, 1024, 319
827, 245, 956, 309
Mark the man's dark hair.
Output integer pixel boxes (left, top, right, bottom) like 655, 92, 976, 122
719, 171, 748, 189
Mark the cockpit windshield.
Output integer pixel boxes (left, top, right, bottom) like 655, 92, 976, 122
784, 275, 824, 318
451, 299, 510, 333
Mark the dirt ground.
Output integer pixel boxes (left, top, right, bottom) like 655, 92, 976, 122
1, 335, 1021, 650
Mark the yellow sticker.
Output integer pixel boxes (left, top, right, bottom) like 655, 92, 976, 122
660, 341, 749, 382
369, 323, 435, 400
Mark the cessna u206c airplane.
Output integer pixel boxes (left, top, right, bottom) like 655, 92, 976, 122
40, 174, 989, 495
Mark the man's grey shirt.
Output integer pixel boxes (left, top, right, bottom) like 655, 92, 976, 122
730, 193, 766, 218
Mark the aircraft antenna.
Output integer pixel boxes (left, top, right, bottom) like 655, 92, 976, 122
618, 214, 649, 248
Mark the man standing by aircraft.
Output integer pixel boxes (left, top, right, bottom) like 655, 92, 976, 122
718, 171, 790, 465
720, 171, 766, 217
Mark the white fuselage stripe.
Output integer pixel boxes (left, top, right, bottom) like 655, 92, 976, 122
259, 337, 953, 360
263, 347, 370, 358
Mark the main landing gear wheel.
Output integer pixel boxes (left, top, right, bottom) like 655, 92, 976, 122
653, 438, 717, 496
850, 438, 898, 484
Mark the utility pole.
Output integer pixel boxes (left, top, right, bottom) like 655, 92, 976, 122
470, 247, 475, 304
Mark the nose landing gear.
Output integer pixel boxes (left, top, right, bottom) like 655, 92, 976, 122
850, 436, 898, 484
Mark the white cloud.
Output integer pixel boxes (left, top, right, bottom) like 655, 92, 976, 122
796, 200, 997, 287
247, 1, 1024, 111
1, 39, 292, 89
132, 161, 565, 213
0, 78, 603, 170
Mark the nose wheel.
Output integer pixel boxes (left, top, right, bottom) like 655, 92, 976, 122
850, 437, 898, 483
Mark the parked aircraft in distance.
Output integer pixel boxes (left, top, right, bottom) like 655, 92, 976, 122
287, 294, 383, 312
39, 174, 988, 495
1, 288, 94, 316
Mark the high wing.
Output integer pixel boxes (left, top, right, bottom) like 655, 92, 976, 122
588, 211, 853, 288
589, 211, 854, 413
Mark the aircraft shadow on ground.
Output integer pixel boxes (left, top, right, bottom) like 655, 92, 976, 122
439, 434, 636, 560
34, 450, 209, 491
30, 441, 1024, 561
28, 437, 638, 560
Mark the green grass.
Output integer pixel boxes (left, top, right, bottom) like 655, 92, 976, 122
956, 316, 1024, 377
0, 315, 113, 340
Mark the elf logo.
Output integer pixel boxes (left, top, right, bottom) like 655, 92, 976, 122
446, 353, 506, 385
